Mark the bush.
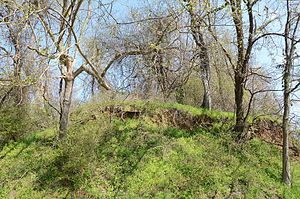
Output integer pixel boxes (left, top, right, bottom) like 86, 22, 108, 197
0, 104, 55, 149
0, 105, 29, 147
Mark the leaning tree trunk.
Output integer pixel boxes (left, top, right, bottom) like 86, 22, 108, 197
58, 55, 74, 139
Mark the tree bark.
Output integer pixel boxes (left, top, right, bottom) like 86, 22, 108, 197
200, 56, 211, 110
11, 29, 26, 105
230, 0, 248, 135
59, 78, 74, 139
282, 83, 291, 186
282, 0, 292, 184
188, 6, 212, 110
58, 55, 74, 139
280, 0, 298, 185
234, 72, 246, 133
199, 33, 211, 110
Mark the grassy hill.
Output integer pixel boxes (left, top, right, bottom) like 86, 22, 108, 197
1, 101, 300, 198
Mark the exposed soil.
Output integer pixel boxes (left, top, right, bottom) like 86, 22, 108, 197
250, 119, 283, 145
250, 119, 300, 157
100, 105, 300, 157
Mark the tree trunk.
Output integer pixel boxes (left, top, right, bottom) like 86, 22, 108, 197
58, 55, 74, 139
200, 68, 211, 110
193, 30, 212, 110
198, 33, 211, 110
282, 36, 292, 186
11, 34, 25, 106
282, 87, 291, 186
186, 1, 212, 110
59, 78, 74, 139
281, 0, 294, 185
234, 72, 246, 133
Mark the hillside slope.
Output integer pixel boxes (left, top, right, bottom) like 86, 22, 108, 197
1, 101, 300, 198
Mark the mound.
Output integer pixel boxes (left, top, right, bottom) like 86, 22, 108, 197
1, 101, 300, 198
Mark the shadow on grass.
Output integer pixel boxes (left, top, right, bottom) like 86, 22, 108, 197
34, 153, 77, 192
0, 130, 56, 160
1, 130, 78, 193
95, 125, 165, 197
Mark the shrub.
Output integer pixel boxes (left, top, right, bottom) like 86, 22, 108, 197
0, 105, 29, 148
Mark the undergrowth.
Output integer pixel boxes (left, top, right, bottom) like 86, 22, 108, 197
0, 101, 299, 198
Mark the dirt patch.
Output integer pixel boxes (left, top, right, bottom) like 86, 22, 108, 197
157, 109, 216, 130
250, 120, 283, 145
103, 105, 142, 120
102, 105, 218, 131
250, 119, 300, 157
100, 105, 299, 157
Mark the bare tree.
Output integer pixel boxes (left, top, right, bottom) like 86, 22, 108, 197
281, 0, 300, 186
28, 0, 111, 138
0, 2, 31, 107
102, 5, 195, 101
183, 0, 212, 110
188, 0, 280, 137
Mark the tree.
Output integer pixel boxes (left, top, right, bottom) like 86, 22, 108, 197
103, 4, 195, 101
281, 0, 300, 186
189, 0, 279, 137
0, 0, 48, 143
28, 0, 111, 138
183, 0, 212, 110
0, 2, 31, 107
225, 0, 255, 135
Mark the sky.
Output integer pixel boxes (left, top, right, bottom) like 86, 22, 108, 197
67, 0, 300, 121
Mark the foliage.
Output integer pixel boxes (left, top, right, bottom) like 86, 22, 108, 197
0, 104, 55, 150
0, 105, 29, 148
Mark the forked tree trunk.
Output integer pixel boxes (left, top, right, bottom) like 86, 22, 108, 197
186, 1, 212, 110
230, 0, 248, 136
58, 55, 74, 139
59, 78, 74, 138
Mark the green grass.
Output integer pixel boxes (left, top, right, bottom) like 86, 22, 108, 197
0, 101, 298, 198
73, 100, 235, 120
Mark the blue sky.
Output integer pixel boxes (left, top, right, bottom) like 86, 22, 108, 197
70, 0, 300, 120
